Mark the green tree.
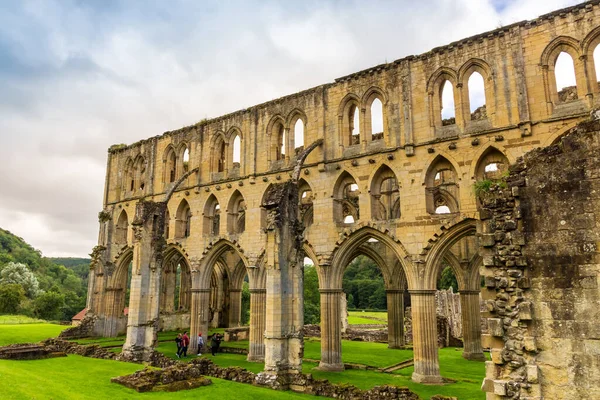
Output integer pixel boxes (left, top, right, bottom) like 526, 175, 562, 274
0, 283, 25, 313
438, 265, 458, 292
0, 262, 41, 298
241, 281, 250, 325
34, 292, 65, 320
303, 265, 320, 324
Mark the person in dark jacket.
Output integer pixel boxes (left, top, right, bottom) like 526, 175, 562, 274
210, 333, 222, 356
175, 333, 183, 358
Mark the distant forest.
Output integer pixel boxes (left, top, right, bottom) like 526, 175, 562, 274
0, 228, 90, 321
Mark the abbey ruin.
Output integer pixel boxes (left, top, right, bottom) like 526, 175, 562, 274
84, 2, 600, 399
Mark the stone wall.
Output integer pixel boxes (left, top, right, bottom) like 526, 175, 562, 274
479, 119, 600, 399
435, 289, 462, 339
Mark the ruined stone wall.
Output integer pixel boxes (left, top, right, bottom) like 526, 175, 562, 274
479, 119, 600, 399
93, 2, 600, 295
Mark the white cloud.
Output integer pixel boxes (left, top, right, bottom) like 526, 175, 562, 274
0, 0, 580, 256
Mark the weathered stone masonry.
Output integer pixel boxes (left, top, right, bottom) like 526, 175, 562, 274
479, 119, 600, 399
85, 0, 600, 393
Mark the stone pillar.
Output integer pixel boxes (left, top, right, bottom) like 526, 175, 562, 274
386, 289, 405, 349
120, 201, 167, 362
256, 182, 304, 389
248, 288, 266, 362
189, 288, 210, 354
228, 289, 242, 327
410, 289, 442, 383
318, 288, 344, 371
460, 290, 485, 361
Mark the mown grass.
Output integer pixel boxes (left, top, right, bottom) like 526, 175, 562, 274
304, 338, 412, 368
0, 323, 65, 346
347, 311, 387, 325
0, 355, 314, 399
0, 314, 48, 324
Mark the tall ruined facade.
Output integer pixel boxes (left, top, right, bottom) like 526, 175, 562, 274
87, 2, 600, 397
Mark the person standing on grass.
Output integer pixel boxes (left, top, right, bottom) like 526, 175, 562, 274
181, 331, 190, 357
175, 333, 183, 358
210, 333, 222, 356
197, 333, 205, 356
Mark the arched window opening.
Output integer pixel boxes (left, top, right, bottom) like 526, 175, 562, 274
167, 150, 177, 183
175, 200, 191, 239
334, 173, 360, 225
204, 195, 221, 236
594, 45, 600, 91
115, 211, 128, 243
183, 148, 190, 173
294, 119, 304, 150
123, 159, 134, 195
555, 52, 577, 102
133, 157, 146, 193
232, 135, 241, 164
435, 205, 451, 214
371, 166, 400, 221
475, 147, 509, 182
343, 255, 386, 311
371, 98, 384, 140
298, 180, 313, 228
350, 105, 360, 145
441, 80, 455, 125
279, 127, 286, 158
227, 191, 246, 235
468, 72, 486, 121
426, 157, 459, 215
213, 204, 221, 236
218, 141, 226, 172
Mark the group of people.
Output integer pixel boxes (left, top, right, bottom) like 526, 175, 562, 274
175, 331, 223, 358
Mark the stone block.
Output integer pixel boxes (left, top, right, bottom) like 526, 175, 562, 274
523, 336, 537, 352
519, 302, 533, 320
488, 318, 504, 337
482, 234, 496, 247
493, 380, 507, 396
491, 348, 504, 364
527, 364, 539, 383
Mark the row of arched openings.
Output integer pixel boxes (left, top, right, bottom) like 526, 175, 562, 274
114, 148, 508, 244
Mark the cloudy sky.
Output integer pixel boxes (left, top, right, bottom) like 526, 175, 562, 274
0, 0, 581, 257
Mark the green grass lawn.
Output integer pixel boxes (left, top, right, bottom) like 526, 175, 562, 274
0, 323, 65, 346
0, 355, 314, 399
0, 315, 48, 324
200, 347, 486, 400
304, 338, 413, 368
347, 311, 388, 325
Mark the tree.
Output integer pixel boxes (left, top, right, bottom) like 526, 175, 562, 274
303, 265, 320, 324
34, 292, 65, 320
438, 265, 458, 292
241, 281, 250, 325
0, 283, 25, 314
0, 262, 41, 298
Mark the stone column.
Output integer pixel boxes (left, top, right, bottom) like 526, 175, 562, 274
248, 288, 266, 362
189, 288, 210, 354
318, 288, 344, 371
228, 289, 242, 327
256, 181, 304, 390
386, 289, 405, 349
460, 290, 485, 361
410, 289, 442, 383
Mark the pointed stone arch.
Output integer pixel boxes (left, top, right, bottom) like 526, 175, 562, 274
203, 194, 221, 237
226, 190, 246, 235
368, 164, 400, 221
423, 154, 461, 215
472, 145, 510, 181
175, 198, 192, 239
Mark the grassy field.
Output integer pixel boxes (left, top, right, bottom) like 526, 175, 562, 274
0, 320, 486, 399
347, 310, 387, 325
0, 322, 65, 346
0, 314, 49, 324
0, 355, 314, 399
